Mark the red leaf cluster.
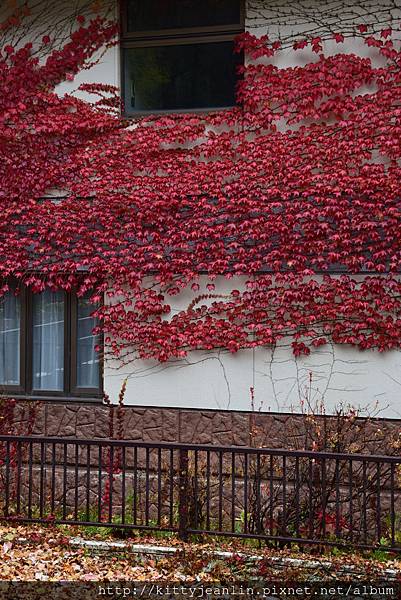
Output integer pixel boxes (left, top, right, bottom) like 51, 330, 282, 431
1, 22, 401, 362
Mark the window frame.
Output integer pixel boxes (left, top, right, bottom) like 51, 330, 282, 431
120, 0, 245, 116
70, 293, 103, 398
0, 287, 103, 401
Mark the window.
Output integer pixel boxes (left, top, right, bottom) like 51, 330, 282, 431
121, 0, 244, 114
0, 287, 102, 399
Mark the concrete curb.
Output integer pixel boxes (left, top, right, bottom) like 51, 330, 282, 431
3, 535, 398, 580
67, 537, 399, 581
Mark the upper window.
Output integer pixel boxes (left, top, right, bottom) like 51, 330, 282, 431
121, 0, 244, 114
0, 287, 101, 399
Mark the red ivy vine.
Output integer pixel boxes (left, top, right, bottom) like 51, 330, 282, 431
1, 11, 401, 363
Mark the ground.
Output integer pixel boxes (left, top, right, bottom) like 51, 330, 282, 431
0, 523, 399, 584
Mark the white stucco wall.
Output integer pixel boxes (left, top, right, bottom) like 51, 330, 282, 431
104, 287, 401, 419
10, 0, 401, 418
57, 3, 119, 99
105, 345, 401, 419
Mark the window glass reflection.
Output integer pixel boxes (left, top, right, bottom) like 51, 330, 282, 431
32, 290, 64, 391
77, 295, 100, 389
0, 292, 20, 386
125, 41, 239, 112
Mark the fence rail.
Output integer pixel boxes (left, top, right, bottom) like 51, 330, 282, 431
0, 435, 400, 551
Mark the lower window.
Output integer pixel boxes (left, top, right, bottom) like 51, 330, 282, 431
0, 287, 102, 398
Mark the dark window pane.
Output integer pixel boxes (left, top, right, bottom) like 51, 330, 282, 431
32, 290, 64, 391
77, 295, 100, 389
124, 41, 239, 112
127, 0, 240, 32
0, 292, 20, 386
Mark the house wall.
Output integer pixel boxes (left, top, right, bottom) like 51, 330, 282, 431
101, 1, 401, 421
6, 0, 401, 431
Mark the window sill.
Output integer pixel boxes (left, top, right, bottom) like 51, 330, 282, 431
122, 105, 238, 119
0, 394, 103, 404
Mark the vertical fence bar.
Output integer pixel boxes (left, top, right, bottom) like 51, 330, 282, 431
108, 445, 114, 524
282, 455, 287, 536
133, 446, 138, 525
86, 445, 91, 522
269, 454, 274, 536
218, 451, 223, 531
348, 459, 353, 543
157, 448, 162, 526
231, 451, 235, 533
206, 450, 211, 531
295, 456, 300, 538
28, 441, 33, 519
169, 448, 174, 528
51, 443, 56, 516
194, 450, 198, 529
121, 446, 126, 525
390, 462, 395, 548
97, 445, 102, 522
39, 442, 45, 519
243, 452, 248, 534
74, 443, 79, 521
63, 443, 67, 520
376, 462, 381, 542
321, 458, 326, 540
178, 448, 189, 540
256, 453, 261, 534
4, 441, 10, 517
362, 460, 367, 544
145, 447, 150, 526
335, 459, 341, 539
16, 442, 22, 515
308, 459, 313, 538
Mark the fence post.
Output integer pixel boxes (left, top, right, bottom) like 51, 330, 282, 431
178, 448, 189, 541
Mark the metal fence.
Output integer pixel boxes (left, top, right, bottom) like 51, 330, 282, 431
0, 435, 400, 550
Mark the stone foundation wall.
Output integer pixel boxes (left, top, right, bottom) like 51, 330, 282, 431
7, 400, 401, 453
